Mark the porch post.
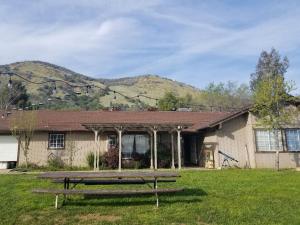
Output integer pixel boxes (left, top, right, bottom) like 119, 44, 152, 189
150, 132, 154, 170
93, 130, 98, 171
171, 132, 175, 169
117, 128, 123, 172
153, 128, 158, 170
97, 132, 101, 171
177, 127, 182, 170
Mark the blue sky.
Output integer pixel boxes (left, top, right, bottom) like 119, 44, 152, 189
0, 0, 300, 91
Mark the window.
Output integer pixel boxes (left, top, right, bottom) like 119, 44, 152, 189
122, 134, 150, 159
107, 135, 117, 149
286, 129, 300, 151
48, 133, 65, 149
255, 130, 283, 151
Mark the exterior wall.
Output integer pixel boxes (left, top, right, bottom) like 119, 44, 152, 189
255, 152, 300, 168
250, 110, 300, 169
202, 111, 300, 169
203, 113, 259, 169
215, 115, 250, 168
18, 131, 109, 167
244, 113, 257, 168
203, 115, 250, 169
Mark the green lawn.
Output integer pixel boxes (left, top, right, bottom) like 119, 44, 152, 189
0, 169, 299, 225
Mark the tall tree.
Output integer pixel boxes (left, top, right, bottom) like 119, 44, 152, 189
0, 80, 29, 110
250, 48, 289, 91
10, 111, 37, 168
251, 49, 298, 171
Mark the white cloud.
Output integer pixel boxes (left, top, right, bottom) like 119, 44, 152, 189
0, 0, 299, 88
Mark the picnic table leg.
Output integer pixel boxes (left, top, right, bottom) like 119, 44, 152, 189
55, 195, 59, 209
154, 177, 158, 207
63, 177, 69, 205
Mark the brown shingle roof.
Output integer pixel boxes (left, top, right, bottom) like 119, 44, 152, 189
0, 110, 242, 133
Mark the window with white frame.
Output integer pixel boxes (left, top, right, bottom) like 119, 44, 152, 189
48, 133, 65, 149
285, 129, 300, 151
255, 129, 283, 151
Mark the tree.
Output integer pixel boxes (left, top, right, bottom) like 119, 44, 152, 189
158, 92, 179, 111
250, 48, 289, 91
251, 49, 298, 170
202, 81, 251, 110
10, 111, 37, 168
252, 76, 296, 129
0, 80, 29, 110
178, 93, 193, 108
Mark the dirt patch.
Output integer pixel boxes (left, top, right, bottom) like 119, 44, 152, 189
19, 214, 33, 223
197, 220, 210, 225
78, 213, 121, 223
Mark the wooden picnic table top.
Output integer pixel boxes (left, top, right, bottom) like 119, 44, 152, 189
37, 171, 180, 179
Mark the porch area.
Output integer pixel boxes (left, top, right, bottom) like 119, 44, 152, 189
81, 122, 208, 171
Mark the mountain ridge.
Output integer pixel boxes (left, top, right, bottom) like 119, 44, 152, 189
0, 61, 202, 109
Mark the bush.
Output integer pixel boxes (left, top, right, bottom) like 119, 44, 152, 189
86, 152, 106, 169
86, 152, 95, 169
103, 148, 119, 169
47, 157, 65, 169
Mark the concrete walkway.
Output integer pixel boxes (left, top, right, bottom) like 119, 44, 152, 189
0, 169, 12, 174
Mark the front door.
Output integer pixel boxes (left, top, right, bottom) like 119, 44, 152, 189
183, 135, 200, 166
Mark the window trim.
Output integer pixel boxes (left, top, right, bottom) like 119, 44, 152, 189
285, 128, 300, 152
254, 129, 284, 152
48, 132, 66, 150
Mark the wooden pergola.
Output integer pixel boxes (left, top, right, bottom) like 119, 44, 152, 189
81, 122, 192, 171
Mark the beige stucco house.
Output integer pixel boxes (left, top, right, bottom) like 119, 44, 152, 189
0, 108, 299, 169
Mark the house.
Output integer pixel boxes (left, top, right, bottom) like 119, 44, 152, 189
0, 108, 299, 169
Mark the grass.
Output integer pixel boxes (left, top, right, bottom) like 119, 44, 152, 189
0, 169, 299, 225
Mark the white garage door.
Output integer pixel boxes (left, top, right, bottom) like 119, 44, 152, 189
0, 135, 18, 161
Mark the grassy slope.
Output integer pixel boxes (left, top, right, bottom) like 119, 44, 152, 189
0, 169, 299, 225
0, 61, 202, 107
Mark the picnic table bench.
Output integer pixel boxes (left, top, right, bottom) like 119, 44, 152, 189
33, 171, 183, 209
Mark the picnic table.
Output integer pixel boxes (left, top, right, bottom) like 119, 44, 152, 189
33, 171, 183, 209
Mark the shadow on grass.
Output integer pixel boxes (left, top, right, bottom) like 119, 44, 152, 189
63, 188, 207, 207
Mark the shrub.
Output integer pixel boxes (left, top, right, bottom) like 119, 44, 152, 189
18, 163, 40, 169
47, 157, 65, 169
103, 148, 119, 169
86, 152, 95, 169
86, 151, 107, 169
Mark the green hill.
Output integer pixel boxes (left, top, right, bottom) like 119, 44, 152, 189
0, 61, 202, 109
